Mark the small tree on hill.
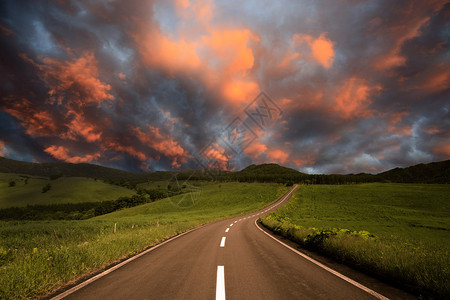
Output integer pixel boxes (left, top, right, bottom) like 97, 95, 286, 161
42, 184, 51, 193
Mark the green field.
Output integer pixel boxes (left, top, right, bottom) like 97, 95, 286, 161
0, 182, 288, 299
136, 180, 171, 190
0, 173, 135, 208
260, 183, 450, 298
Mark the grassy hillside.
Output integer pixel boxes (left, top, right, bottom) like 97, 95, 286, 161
0, 173, 135, 209
0, 182, 288, 299
260, 183, 450, 298
377, 160, 450, 183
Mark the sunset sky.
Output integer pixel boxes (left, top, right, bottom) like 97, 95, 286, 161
0, 0, 449, 174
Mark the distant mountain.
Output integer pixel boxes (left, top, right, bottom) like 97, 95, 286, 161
377, 160, 450, 183
0, 157, 175, 188
235, 163, 306, 183
0, 157, 140, 179
239, 163, 304, 176
0, 157, 219, 186
1, 157, 449, 184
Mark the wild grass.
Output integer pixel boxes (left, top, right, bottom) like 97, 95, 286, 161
0, 182, 288, 299
260, 183, 450, 298
0, 173, 135, 208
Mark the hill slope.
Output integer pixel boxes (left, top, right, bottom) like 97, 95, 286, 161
0, 157, 137, 179
377, 160, 450, 183
235, 163, 306, 182
0, 173, 135, 208
0, 157, 175, 185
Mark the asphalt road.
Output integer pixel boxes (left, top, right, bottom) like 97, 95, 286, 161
52, 185, 413, 300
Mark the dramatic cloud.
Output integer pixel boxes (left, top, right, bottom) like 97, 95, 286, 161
0, 0, 449, 174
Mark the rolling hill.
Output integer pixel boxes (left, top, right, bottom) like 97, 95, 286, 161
0, 173, 135, 208
377, 160, 450, 183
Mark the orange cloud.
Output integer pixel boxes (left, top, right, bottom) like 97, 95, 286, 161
309, 33, 335, 68
294, 33, 335, 68
202, 29, 257, 76
202, 28, 259, 104
63, 110, 102, 142
135, 27, 201, 76
267, 149, 289, 164
134, 8, 259, 106
105, 141, 147, 161
411, 69, 450, 93
277, 51, 301, 71
374, 17, 429, 70
134, 125, 189, 168
222, 79, 259, 105
2, 98, 59, 137
334, 77, 381, 119
386, 111, 411, 136
244, 141, 267, 158
202, 143, 228, 162
176, 0, 191, 10
39, 52, 114, 105
44, 145, 100, 163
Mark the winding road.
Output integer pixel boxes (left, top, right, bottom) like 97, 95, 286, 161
51, 185, 413, 300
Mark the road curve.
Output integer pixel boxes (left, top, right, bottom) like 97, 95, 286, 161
51, 185, 413, 300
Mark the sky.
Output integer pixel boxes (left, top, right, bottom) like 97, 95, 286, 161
0, 0, 449, 174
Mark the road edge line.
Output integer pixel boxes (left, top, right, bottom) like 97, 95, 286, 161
254, 219, 389, 300
50, 224, 206, 300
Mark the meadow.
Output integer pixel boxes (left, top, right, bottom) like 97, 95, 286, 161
260, 183, 450, 298
0, 173, 135, 208
0, 182, 288, 299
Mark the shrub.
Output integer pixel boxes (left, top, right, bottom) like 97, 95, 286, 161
42, 184, 51, 193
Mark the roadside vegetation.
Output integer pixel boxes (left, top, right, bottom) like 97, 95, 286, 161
260, 183, 450, 298
0, 182, 288, 299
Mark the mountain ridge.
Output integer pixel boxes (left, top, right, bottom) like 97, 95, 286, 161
0, 156, 449, 184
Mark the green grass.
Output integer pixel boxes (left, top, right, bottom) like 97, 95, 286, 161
260, 183, 450, 298
136, 180, 171, 190
0, 173, 135, 208
0, 182, 288, 299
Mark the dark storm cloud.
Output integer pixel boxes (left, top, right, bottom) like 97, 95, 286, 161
0, 0, 449, 173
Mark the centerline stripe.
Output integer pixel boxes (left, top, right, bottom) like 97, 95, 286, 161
216, 266, 225, 300
220, 237, 226, 247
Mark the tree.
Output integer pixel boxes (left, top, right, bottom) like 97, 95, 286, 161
42, 184, 51, 193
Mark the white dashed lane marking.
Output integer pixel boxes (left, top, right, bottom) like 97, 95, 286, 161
225, 228, 229, 233
216, 266, 225, 300
220, 237, 226, 248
